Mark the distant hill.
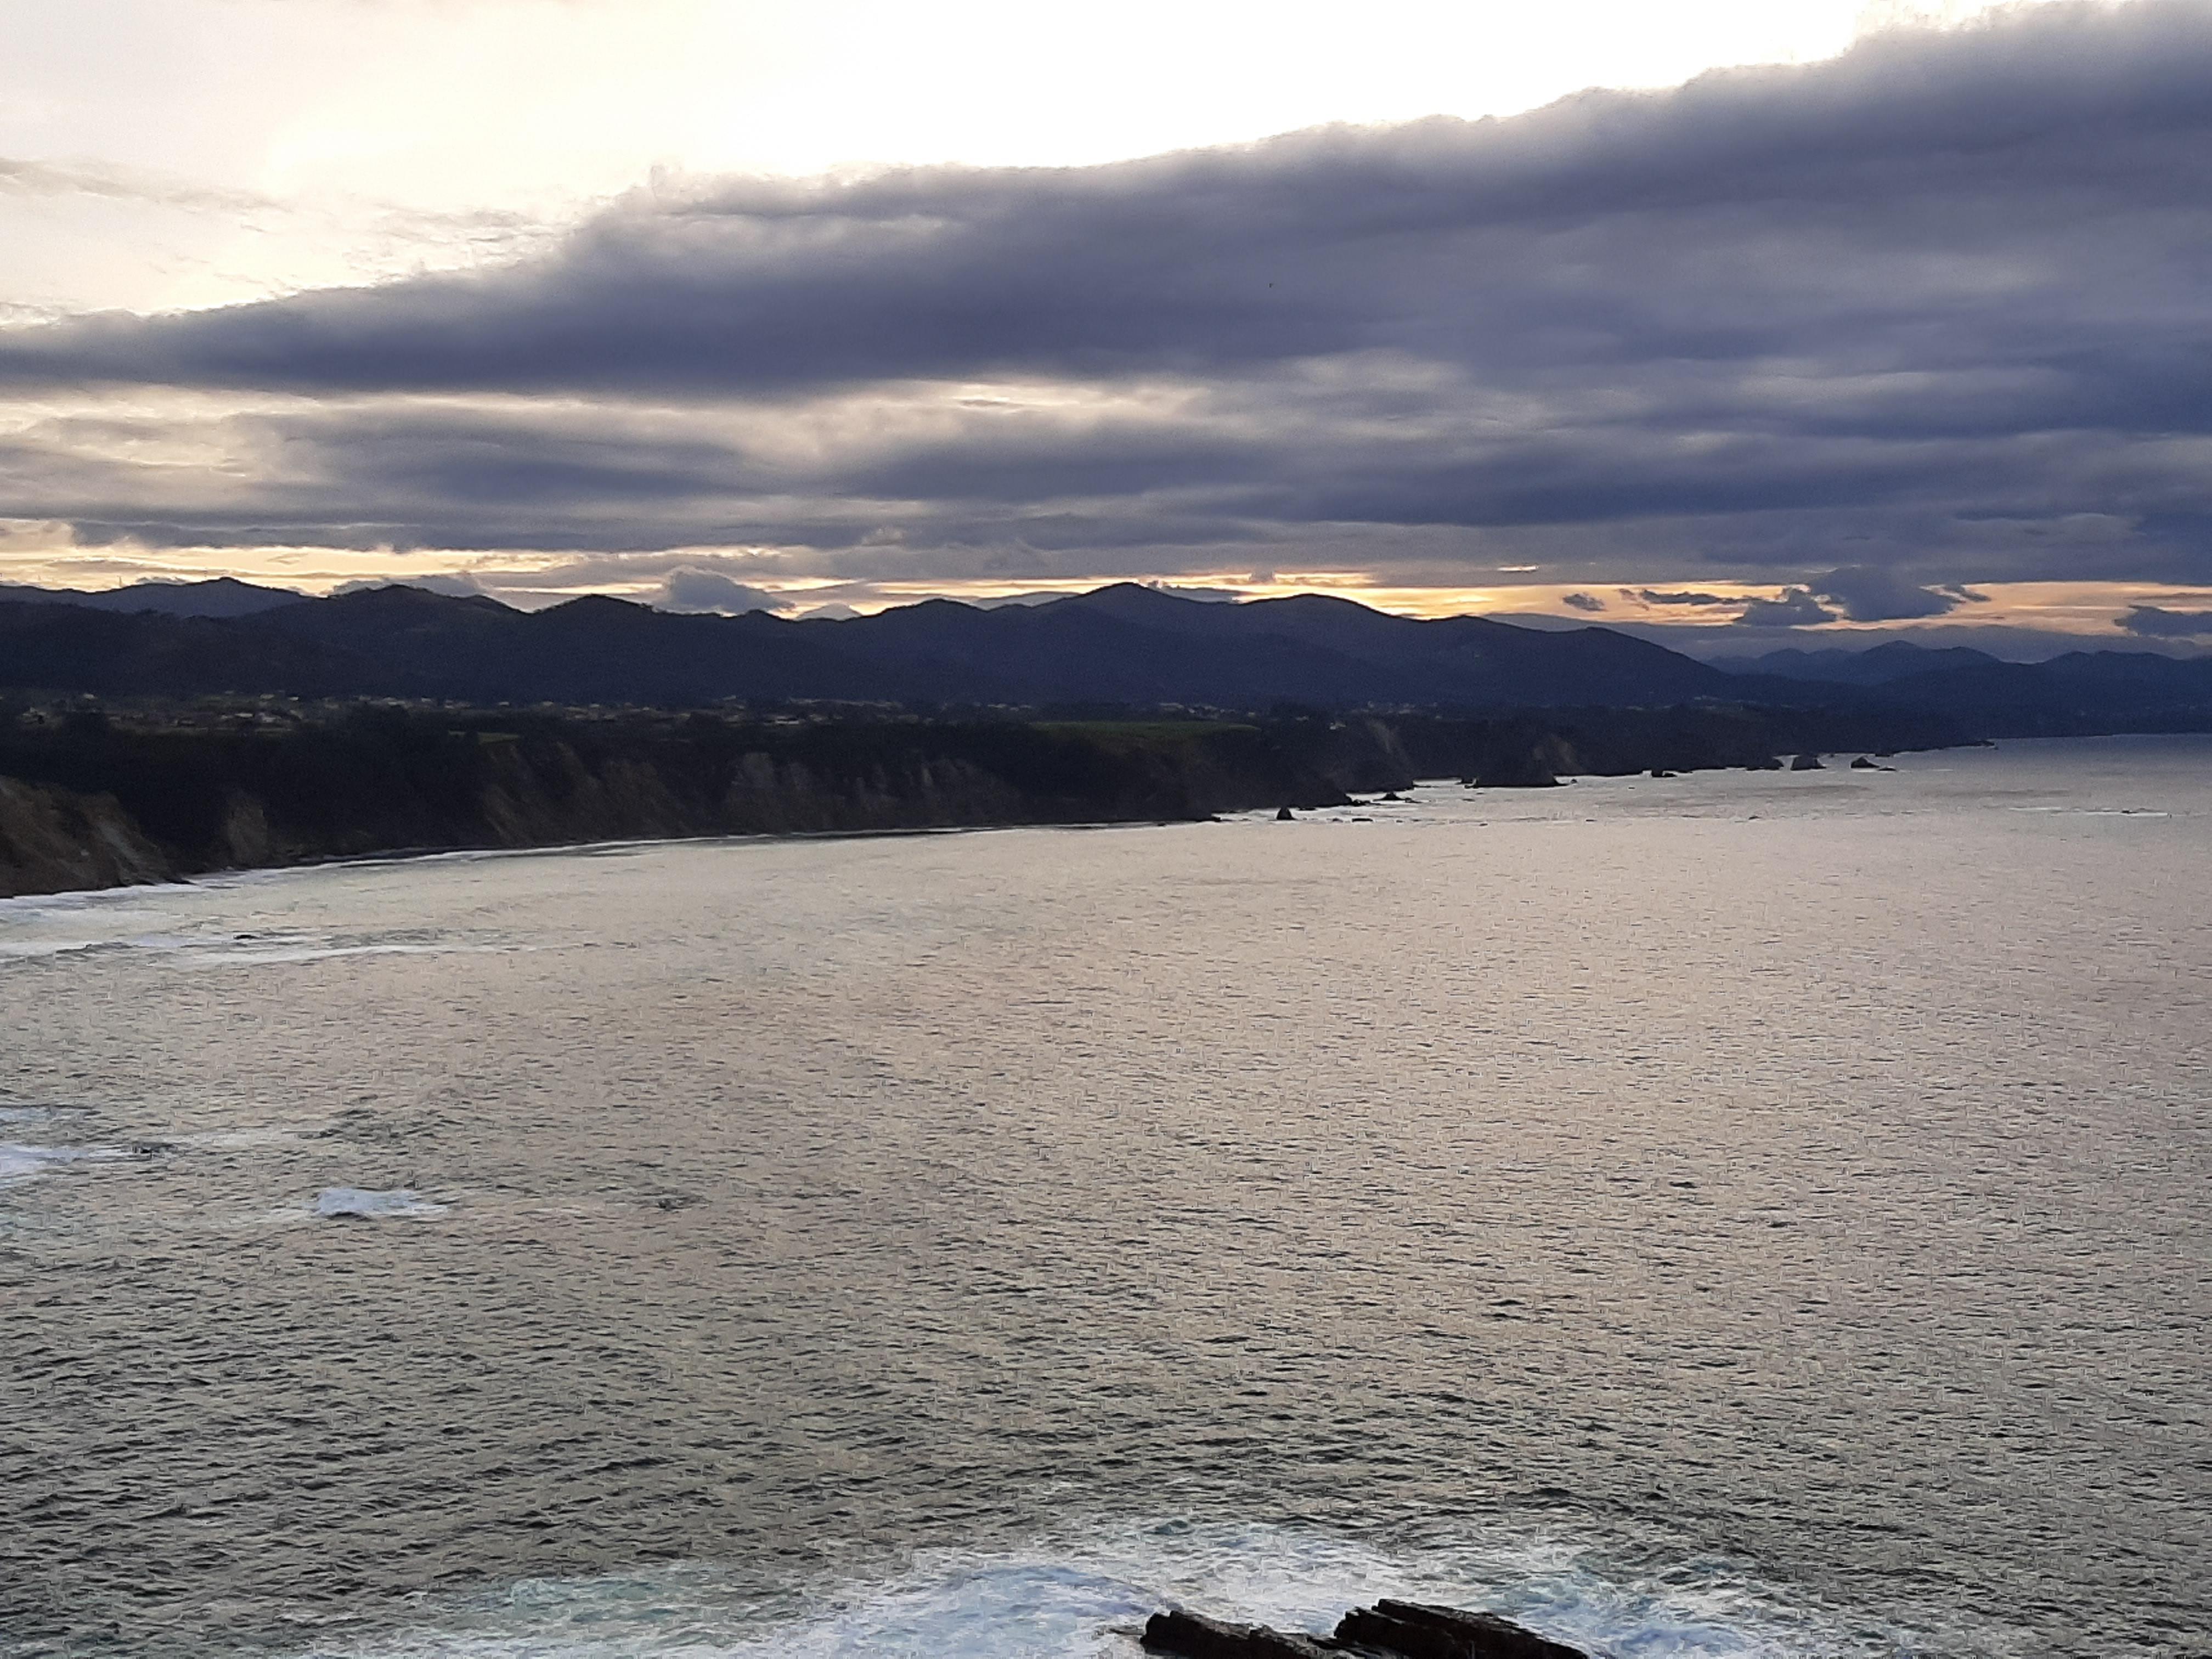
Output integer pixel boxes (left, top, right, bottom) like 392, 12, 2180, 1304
1716, 640, 2008, 685
0, 580, 1737, 710
1868, 651, 2212, 737
0, 577, 303, 619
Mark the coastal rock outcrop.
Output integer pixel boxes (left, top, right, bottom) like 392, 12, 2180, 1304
1465, 727, 1580, 788
1474, 763, 1561, 788
1142, 1599, 1589, 1659
1790, 752, 1824, 771
1336, 1601, 1589, 1659
1142, 1610, 1334, 1659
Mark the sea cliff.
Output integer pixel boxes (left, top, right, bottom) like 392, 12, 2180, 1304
0, 707, 1414, 899
0, 700, 1959, 899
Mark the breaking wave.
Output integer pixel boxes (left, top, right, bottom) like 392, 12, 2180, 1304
0, 1139, 119, 1186
305, 1521, 1968, 1659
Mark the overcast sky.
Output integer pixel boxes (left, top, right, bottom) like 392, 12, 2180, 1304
4, 0, 2210, 647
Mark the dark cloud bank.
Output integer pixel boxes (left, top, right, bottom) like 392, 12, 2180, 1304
5, 0, 2212, 599
2121, 602, 2212, 637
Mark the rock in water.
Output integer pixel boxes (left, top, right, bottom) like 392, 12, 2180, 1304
1275, 805, 1296, 820
1790, 752, 1824, 770
1141, 1602, 1588, 1659
1140, 1610, 1335, 1658
1336, 1600, 1590, 1659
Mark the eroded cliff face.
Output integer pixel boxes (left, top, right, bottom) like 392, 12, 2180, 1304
0, 710, 1396, 896
0, 777, 173, 899
457, 742, 1048, 844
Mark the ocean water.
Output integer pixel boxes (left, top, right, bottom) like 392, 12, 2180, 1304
2, 736, 2206, 1659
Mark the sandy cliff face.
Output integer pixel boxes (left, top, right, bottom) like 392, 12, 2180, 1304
0, 777, 173, 899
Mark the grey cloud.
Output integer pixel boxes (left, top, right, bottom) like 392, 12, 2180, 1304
1145, 582, 1244, 602
1560, 592, 1605, 612
4, 2, 2212, 592
656, 566, 793, 614
1807, 564, 1966, 621
1630, 588, 1735, 607
12, 4, 2212, 400
1735, 588, 1838, 628
2118, 603, 2212, 637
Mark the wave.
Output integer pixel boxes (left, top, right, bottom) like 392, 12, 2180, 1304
0, 1140, 122, 1184
305, 1520, 1965, 1659
0, 1142, 78, 1183
0, 926, 522, 968
170, 940, 519, 967
313, 1187, 448, 1220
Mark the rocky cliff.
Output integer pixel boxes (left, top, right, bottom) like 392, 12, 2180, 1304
0, 708, 1409, 898
0, 776, 173, 898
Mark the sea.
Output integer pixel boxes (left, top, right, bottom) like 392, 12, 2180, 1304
2, 736, 2206, 1659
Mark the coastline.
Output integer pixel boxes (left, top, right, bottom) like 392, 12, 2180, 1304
0, 701, 1974, 901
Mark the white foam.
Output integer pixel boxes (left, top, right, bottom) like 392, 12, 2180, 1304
312, 1187, 448, 1220
309, 1519, 1960, 1659
174, 941, 515, 967
0, 928, 521, 969
0, 1141, 119, 1184
0, 1143, 74, 1182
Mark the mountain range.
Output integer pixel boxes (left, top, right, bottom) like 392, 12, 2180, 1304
1716, 641, 2013, 685
0, 580, 1728, 709
3, 580, 2210, 736
0, 577, 303, 620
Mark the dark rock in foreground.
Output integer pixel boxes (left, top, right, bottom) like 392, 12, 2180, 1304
1339, 1601, 1589, 1659
1790, 752, 1824, 770
1142, 1598, 1588, 1659
1143, 1610, 1336, 1659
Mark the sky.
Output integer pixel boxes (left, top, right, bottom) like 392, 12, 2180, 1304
4, 0, 2212, 652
